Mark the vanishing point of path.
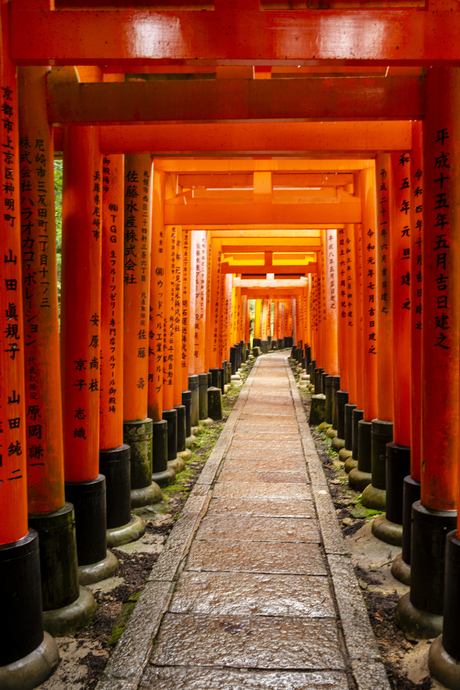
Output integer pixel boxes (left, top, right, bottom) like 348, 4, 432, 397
98, 353, 391, 690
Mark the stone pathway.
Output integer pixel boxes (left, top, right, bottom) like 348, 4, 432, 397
98, 353, 391, 690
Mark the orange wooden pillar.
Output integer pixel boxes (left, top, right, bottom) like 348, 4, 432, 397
374, 151, 412, 542
341, 223, 359, 458
336, 226, 350, 446
187, 231, 199, 426
253, 298, 262, 346
359, 166, 382, 510
171, 225, 187, 453
122, 155, 161, 507
100, 153, 146, 539
322, 229, 340, 425
192, 231, 209, 420
392, 121, 424, 583
245, 296, 251, 347
0, 38, 59, 681
181, 228, 194, 441
397, 68, 459, 646
18, 66, 97, 631
261, 298, 269, 352
362, 156, 394, 506
61, 126, 118, 581
148, 168, 174, 483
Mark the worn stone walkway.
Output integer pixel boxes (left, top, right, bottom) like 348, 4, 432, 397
98, 353, 391, 690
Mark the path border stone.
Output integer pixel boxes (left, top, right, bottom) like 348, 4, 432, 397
96, 353, 391, 690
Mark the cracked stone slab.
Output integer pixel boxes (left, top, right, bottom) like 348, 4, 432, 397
206, 497, 315, 518
186, 539, 327, 575
151, 613, 346, 670
102, 580, 172, 680
213, 481, 312, 500
222, 458, 307, 473
328, 554, 382, 662
218, 470, 308, 485
195, 515, 320, 543
169, 571, 335, 617
140, 667, 349, 689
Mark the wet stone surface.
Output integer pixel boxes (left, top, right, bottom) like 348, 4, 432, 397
213, 481, 312, 500
222, 458, 307, 473
217, 469, 308, 484
169, 571, 336, 617
186, 539, 327, 575
150, 613, 346, 670
195, 515, 320, 543
140, 667, 349, 689
206, 497, 315, 518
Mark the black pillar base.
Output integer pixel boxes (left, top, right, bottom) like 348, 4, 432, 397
400, 475, 422, 566
325, 375, 340, 426
210, 368, 222, 390
429, 532, 460, 687
162, 409, 178, 461
349, 419, 372, 491
373, 442, 410, 547
395, 501, 457, 639
208, 386, 223, 420
344, 403, 356, 451
99, 444, 132, 529
0, 632, 58, 690
182, 390, 192, 437
336, 390, 348, 440
198, 373, 209, 419
361, 419, 393, 511
28, 504, 97, 635
345, 407, 363, 473
0, 531, 46, 667
65, 475, 119, 584
123, 418, 153, 490
188, 374, 199, 427
174, 404, 186, 452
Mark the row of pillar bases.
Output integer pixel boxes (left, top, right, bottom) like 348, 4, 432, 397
299, 344, 460, 688
0, 362, 243, 690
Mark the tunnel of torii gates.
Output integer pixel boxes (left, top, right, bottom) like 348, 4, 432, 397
4, 1, 460, 689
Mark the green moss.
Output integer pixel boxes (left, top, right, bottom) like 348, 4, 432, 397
108, 591, 142, 646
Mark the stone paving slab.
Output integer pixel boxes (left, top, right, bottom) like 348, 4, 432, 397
186, 539, 326, 575
206, 497, 315, 518
213, 481, 312, 499
195, 515, 320, 543
224, 450, 305, 462
151, 613, 346, 670
217, 469, 308, 484
140, 667, 349, 689
222, 458, 307, 472
169, 571, 335, 617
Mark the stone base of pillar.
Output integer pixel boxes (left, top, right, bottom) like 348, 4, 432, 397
325, 428, 337, 439
343, 403, 356, 452
42, 586, 97, 638
174, 405, 187, 452
198, 373, 209, 419
429, 635, 460, 690
186, 435, 197, 447
65, 476, 119, 583
392, 476, 421, 585
100, 445, 132, 531
29, 504, 96, 636
107, 515, 145, 548
372, 514, 403, 546
348, 467, 372, 492
0, 632, 59, 690
395, 502, 457, 639
178, 448, 192, 461
78, 550, 119, 586
168, 457, 185, 473
252, 346, 260, 357
208, 387, 223, 420
361, 484, 386, 511
182, 390, 192, 437
331, 436, 345, 451
0, 531, 58, 688
162, 409, 178, 462
130, 482, 162, 508
344, 457, 358, 474
429, 532, 460, 685
391, 553, 411, 586
151, 468, 176, 488
309, 394, 326, 425
338, 448, 352, 463
260, 340, 269, 354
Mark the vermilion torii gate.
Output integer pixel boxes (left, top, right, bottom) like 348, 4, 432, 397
2, 1, 460, 688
